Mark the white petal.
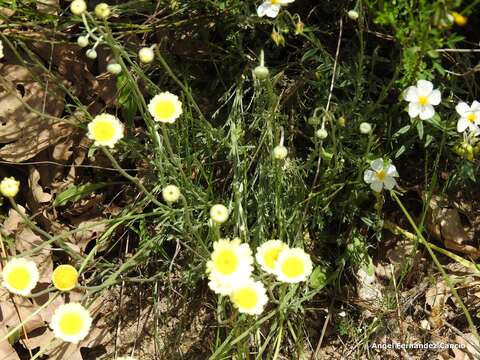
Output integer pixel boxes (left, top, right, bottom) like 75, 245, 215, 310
363, 170, 374, 184
408, 102, 421, 118
457, 118, 469, 133
278, 0, 294, 3
403, 86, 418, 102
370, 181, 383, 193
265, 4, 280, 17
427, 89, 441, 106
471, 101, 480, 112
383, 176, 397, 190
419, 104, 435, 120
370, 158, 384, 172
386, 164, 398, 177
257, 3, 268, 17
416, 80, 433, 96
456, 102, 470, 117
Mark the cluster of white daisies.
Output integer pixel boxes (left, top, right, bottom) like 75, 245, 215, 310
206, 237, 312, 315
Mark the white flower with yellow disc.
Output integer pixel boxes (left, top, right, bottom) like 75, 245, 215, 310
87, 113, 124, 148
456, 101, 480, 134
1, 258, 39, 296
206, 238, 253, 295
257, 0, 295, 18
363, 158, 398, 193
50, 303, 92, 343
403, 80, 441, 120
230, 279, 268, 315
274, 248, 312, 283
148, 92, 183, 123
255, 240, 287, 274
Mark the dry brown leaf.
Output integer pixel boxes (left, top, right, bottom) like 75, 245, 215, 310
0, 296, 45, 335
425, 281, 450, 329
71, 217, 108, 253
2, 207, 25, 236
29, 166, 52, 204
0, 326, 20, 360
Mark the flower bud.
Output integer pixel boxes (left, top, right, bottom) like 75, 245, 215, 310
0, 177, 20, 197
107, 63, 122, 75
77, 36, 89, 48
359, 122, 372, 134
94, 3, 111, 19
162, 185, 181, 203
210, 204, 229, 224
138, 47, 154, 64
316, 128, 328, 139
70, 0, 87, 15
347, 10, 359, 21
271, 31, 285, 47
254, 65, 269, 80
273, 145, 288, 160
86, 49, 97, 59
295, 20, 304, 35
337, 116, 346, 127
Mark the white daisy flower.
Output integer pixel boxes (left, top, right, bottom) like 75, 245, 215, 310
50, 303, 92, 343
1, 258, 39, 296
456, 101, 480, 133
0, 177, 20, 197
147, 92, 183, 123
52, 265, 78, 292
230, 279, 268, 315
255, 240, 288, 274
257, 0, 294, 18
363, 158, 398, 193
274, 247, 313, 283
403, 80, 441, 120
210, 204, 229, 224
206, 238, 253, 295
87, 113, 124, 148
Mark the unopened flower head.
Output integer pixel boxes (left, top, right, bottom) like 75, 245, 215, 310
206, 238, 253, 295
316, 128, 328, 139
451, 12, 467, 26
77, 36, 89, 48
230, 279, 268, 315
1, 258, 39, 296
87, 113, 124, 148
52, 265, 78, 292
347, 10, 359, 20
255, 240, 288, 274
0, 177, 20, 197
94, 3, 111, 19
50, 303, 92, 343
359, 122, 372, 134
70, 0, 87, 15
86, 49, 97, 59
257, 0, 295, 18
274, 247, 313, 283
254, 65, 269, 80
403, 80, 441, 120
148, 92, 183, 124
456, 101, 480, 134
107, 63, 122, 75
273, 145, 288, 160
210, 204, 229, 224
138, 47, 154, 64
162, 185, 181, 203
363, 158, 398, 192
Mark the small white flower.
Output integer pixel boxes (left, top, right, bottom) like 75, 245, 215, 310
162, 185, 181, 203
255, 240, 288, 274
87, 113, 124, 148
50, 303, 92, 343
274, 247, 313, 283
363, 158, 398, 192
210, 204, 229, 224
147, 92, 183, 123
403, 80, 441, 120
272, 145, 288, 160
138, 47, 154, 64
1, 258, 39, 296
257, 0, 294, 18
70, 0, 87, 15
456, 101, 480, 133
230, 279, 268, 315
0, 177, 20, 197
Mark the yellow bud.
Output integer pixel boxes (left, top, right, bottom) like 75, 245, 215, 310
94, 3, 111, 19
451, 12, 467, 26
0, 177, 20, 197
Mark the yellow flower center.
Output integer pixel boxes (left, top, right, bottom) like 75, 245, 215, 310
154, 100, 176, 120
214, 249, 238, 275
233, 288, 258, 309
281, 257, 305, 278
59, 312, 84, 335
91, 121, 115, 141
6, 267, 31, 290
376, 169, 386, 181
271, 0, 280, 4
52, 265, 78, 291
418, 96, 428, 106
467, 113, 476, 123
264, 248, 282, 269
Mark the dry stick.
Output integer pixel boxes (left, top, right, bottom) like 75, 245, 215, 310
313, 299, 335, 359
